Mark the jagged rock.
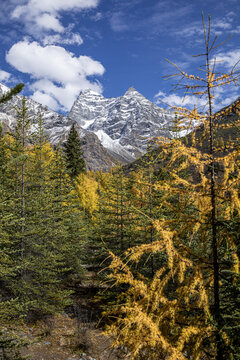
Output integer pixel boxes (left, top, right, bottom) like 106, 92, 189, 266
0, 83, 177, 170
0, 84, 116, 171
68, 87, 175, 160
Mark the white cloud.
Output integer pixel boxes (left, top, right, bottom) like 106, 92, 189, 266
12, 0, 99, 17
231, 26, 240, 34
30, 78, 103, 110
176, 14, 235, 39
6, 41, 104, 83
6, 40, 105, 111
12, 0, 99, 35
42, 33, 83, 46
31, 91, 59, 111
155, 91, 207, 109
36, 13, 64, 33
0, 70, 11, 82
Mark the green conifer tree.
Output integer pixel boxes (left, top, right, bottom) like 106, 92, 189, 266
0, 84, 27, 359
0, 83, 24, 104
63, 124, 85, 179
0, 105, 86, 322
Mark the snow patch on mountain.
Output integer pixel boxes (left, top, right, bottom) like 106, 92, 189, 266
0, 83, 180, 169
68, 87, 175, 160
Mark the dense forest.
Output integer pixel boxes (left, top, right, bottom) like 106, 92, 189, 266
0, 16, 240, 360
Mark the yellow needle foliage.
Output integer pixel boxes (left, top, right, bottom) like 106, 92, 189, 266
104, 138, 240, 359
74, 171, 99, 216
104, 14, 240, 360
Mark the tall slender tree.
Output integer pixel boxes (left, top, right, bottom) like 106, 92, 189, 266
63, 124, 85, 179
104, 14, 240, 360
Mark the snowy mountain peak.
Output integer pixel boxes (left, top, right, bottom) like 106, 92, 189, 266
68, 87, 175, 159
125, 86, 138, 94
124, 86, 144, 99
0, 82, 116, 171
79, 88, 102, 97
0, 83, 176, 169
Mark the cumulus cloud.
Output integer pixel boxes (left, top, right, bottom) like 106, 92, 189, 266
0, 70, 11, 82
6, 40, 105, 111
12, 0, 99, 36
35, 13, 64, 33
30, 78, 103, 110
31, 90, 60, 111
6, 41, 104, 83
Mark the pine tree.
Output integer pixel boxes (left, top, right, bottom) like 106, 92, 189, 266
0, 84, 27, 359
0, 105, 85, 322
63, 124, 85, 179
0, 83, 24, 104
94, 168, 131, 267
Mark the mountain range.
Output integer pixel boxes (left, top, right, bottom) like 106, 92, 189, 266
0, 83, 176, 170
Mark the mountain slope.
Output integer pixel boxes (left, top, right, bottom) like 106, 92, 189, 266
68, 87, 175, 159
0, 84, 178, 170
0, 84, 116, 171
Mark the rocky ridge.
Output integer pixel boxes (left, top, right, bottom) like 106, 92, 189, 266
0, 84, 176, 170
0, 84, 115, 171
68, 87, 174, 159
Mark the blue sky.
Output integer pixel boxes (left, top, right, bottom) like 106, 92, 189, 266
0, 0, 240, 113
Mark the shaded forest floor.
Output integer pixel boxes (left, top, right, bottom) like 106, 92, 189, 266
19, 314, 124, 360
16, 270, 128, 360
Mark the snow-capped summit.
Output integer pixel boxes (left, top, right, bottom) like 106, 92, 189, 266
124, 86, 139, 95
0, 83, 116, 171
68, 87, 175, 159
79, 88, 102, 97
0, 83, 176, 169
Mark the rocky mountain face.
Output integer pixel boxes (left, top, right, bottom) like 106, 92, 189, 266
0, 83, 71, 143
0, 84, 116, 171
68, 87, 174, 161
0, 84, 176, 170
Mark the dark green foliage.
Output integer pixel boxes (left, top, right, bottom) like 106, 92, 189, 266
0, 86, 27, 359
63, 124, 85, 178
219, 217, 240, 359
0, 103, 86, 323
0, 329, 27, 360
0, 84, 24, 104
94, 169, 131, 270
221, 270, 240, 359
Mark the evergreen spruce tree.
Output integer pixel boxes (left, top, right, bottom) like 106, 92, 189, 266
0, 83, 24, 105
0, 84, 27, 359
63, 124, 85, 179
0, 104, 86, 322
94, 168, 131, 266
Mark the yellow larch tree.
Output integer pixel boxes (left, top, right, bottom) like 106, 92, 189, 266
104, 14, 240, 360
